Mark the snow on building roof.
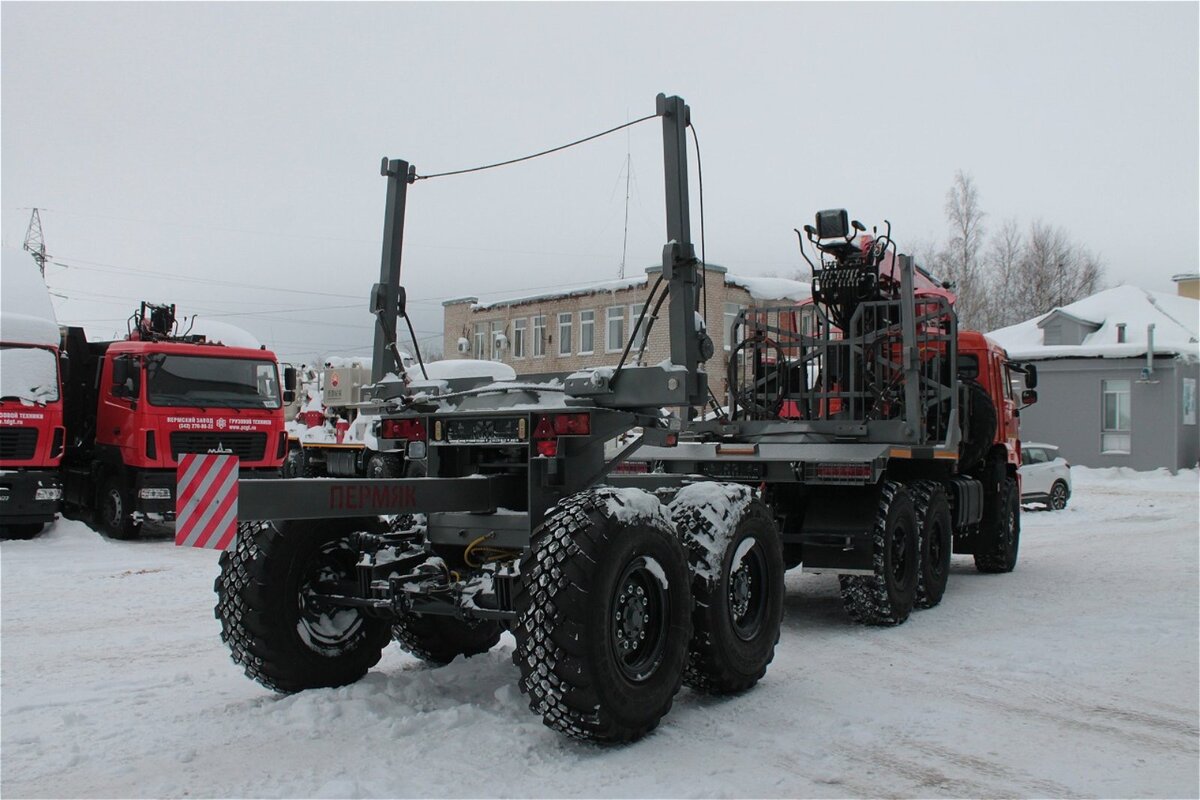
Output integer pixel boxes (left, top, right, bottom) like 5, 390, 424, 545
1, 247, 61, 346
462, 265, 810, 311
725, 274, 812, 302
989, 285, 1199, 360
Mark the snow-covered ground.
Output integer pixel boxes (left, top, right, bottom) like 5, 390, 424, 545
2, 468, 1197, 798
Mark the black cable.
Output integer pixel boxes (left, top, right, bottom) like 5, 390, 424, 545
414, 114, 658, 181
612, 274, 665, 379
402, 312, 429, 380
689, 124, 707, 320
631, 280, 671, 366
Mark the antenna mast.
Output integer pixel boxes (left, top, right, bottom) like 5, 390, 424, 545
618, 152, 631, 279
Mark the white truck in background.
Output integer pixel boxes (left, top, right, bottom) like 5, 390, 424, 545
284, 353, 512, 478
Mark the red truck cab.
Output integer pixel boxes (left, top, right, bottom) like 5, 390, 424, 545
62, 315, 289, 538
957, 329, 1025, 479
0, 335, 66, 539
1, 252, 66, 540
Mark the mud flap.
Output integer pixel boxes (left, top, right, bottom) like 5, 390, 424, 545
793, 482, 886, 571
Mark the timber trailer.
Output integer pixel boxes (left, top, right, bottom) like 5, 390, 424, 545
196, 93, 1037, 742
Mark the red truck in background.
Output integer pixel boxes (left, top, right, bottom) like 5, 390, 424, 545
0, 249, 66, 539
61, 303, 293, 538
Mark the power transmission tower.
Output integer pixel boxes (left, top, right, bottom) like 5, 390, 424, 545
23, 208, 48, 276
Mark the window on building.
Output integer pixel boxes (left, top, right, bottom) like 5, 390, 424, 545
512, 318, 527, 359
579, 310, 595, 355
629, 304, 648, 354
532, 315, 546, 357
492, 320, 506, 361
724, 302, 744, 350
558, 312, 572, 356
606, 306, 626, 353
1101, 379, 1131, 454
474, 322, 488, 360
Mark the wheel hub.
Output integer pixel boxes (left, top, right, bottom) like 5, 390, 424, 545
609, 558, 669, 682
296, 539, 364, 655
615, 582, 649, 652
729, 565, 753, 619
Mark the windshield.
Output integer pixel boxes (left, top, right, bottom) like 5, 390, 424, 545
145, 354, 280, 409
0, 345, 60, 403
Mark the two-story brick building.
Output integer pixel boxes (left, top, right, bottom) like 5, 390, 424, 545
442, 264, 810, 400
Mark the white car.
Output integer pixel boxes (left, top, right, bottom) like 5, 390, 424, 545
1019, 442, 1072, 510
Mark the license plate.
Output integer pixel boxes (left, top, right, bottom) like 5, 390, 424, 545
445, 417, 523, 444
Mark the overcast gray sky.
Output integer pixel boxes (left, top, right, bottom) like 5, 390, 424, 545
3, 2, 1196, 364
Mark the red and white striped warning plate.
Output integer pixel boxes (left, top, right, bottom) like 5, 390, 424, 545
175, 453, 239, 549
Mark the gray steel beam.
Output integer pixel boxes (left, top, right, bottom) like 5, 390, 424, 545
237, 476, 517, 521
372, 158, 415, 383
655, 93, 709, 409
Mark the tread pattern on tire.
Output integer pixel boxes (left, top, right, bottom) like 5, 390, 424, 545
511, 487, 688, 742
974, 476, 1020, 573
910, 479, 951, 610
669, 484, 782, 694
214, 519, 390, 694
838, 480, 916, 626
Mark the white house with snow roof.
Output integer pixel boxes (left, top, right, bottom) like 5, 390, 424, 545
989, 285, 1199, 471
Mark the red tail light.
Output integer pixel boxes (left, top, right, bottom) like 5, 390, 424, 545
531, 413, 590, 457
550, 413, 590, 436
815, 463, 872, 480
532, 415, 557, 457
380, 417, 427, 442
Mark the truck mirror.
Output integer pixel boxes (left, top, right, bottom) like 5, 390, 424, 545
59, 352, 70, 383
1024, 364, 1038, 389
283, 365, 297, 392
1021, 388, 1038, 406
111, 356, 139, 399
283, 389, 296, 404
111, 357, 129, 387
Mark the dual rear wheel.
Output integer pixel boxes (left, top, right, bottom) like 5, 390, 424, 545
513, 486, 785, 742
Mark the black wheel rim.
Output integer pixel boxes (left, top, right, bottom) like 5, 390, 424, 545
928, 519, 947, 580
105, 488, 123, 529
1051, 484, 1067, 509
297, 538, 364, 656
729, 537, 768, 641
891, 521, 913, 586
610, 556, 670, 682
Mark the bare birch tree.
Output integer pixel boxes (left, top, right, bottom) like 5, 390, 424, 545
942, 171, 987, 329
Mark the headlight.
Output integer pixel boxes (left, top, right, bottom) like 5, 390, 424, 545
407, 441, 427, 460
138, 488, 172, 500
35, 487, 63, 501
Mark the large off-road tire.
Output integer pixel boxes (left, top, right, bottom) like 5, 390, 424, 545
99, 476, 141, 540
960, 381, 997, 472
911, 480, 952, 610
669, 484, 784, 694
392, 613, 501, 664
513, 488, 692, 743
1049, 479, 1070, 511
975, 476, 1020, 573
365, 453, 403, 479
1, 522, 45, 540
214, 517, 391, 693
839, 481, 919, 626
